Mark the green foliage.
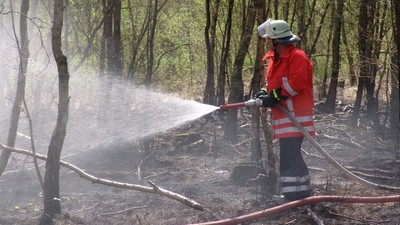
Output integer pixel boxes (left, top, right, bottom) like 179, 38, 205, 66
43, 0, 396, 100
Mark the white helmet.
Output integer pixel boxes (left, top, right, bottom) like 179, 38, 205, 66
258, 18, 293, 39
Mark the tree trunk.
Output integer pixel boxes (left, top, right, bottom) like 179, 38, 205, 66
296, 0, 305, 50
308, 2, 330, 59
352, 0, 375, 125
319, 5, 334, 100
390, 0, 400, 143
251, 0, 277, 188
146, 0, 158, 87
216, 0, 232, 106
127, 0, 149, 80
40, 0, 70, 223
0, 0, 30, 176
113, 0, 122, 76
249, 0, 264, 163
203, 0, 219, 105
369, 1, 387, 128
363, 0, 376, 119
97, 0, 113, 127
283, 0, 290, 21
324, 0, 344, 113
341, 19, 357, 86
225, 1, 255, 143
273, 0, 279, 19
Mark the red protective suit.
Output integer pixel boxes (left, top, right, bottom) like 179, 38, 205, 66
263, 45, 316, 139
263, 44, 315, 200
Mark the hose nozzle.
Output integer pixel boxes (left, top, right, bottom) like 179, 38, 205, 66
219, 98, 263, 110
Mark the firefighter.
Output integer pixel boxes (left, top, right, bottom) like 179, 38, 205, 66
256, 18, 316, 201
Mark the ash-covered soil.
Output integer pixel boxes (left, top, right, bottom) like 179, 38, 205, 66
0, 107, 399, 225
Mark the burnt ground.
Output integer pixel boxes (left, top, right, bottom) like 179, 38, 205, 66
0, 105, 399, 225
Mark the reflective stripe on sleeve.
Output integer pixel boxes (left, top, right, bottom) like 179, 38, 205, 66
282, 77, 298, 97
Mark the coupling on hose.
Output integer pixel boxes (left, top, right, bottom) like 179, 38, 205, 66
244, 98, 263, 107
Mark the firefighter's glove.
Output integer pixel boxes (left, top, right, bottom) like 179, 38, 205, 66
262, 88, 287, 108
261, 95, 276, 107
254, 88, 268, 99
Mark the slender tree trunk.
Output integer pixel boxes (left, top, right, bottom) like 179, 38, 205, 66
369, 1, 387, 128
324, 0, 344, 113
146, 0, 158, 87
127, 0, 149, 80
250, 0, 265, 164
40, 0, 70, 223
341, 19, 357, 86
321, 3, 335, 99
203, 0, 219, 105
98, 0, 113, 128
251, 0, 277, 189
0, 0, 30, 176
216, 0, 232, 106
273, 0, 279, 19
112, 0, 127, 122
283, 0, 290, 21
296, 0, 305, 49
308, 2, 330, 58
225, 2, 255, 143
390, 0, 400, 143
64, 0, 70, 57
364, 0, 377, 121
352, 0, 375, 125
113, 0, 122, 76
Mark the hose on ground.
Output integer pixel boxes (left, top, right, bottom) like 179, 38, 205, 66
188, 195, 400, 225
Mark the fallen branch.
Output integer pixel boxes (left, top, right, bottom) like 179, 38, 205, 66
100, 206, 148, 216
317, 134, 364, 150
344, 166, 397, 176
0, 143, 204, 211
306, 207, 324, 225
350, 171, 400, 181
187, 195, 400, 225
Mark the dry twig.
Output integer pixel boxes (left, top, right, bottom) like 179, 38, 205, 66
306, 207, 324, 225
100, 206, 148, 216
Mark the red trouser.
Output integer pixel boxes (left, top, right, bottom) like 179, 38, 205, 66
279, 137, 311, 200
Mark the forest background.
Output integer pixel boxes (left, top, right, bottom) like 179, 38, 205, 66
0, 0, 399, 224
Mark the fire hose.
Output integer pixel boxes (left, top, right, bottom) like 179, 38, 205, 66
191, 100, 400, 225
219, 99, 400, 191
188, 195, 400, 225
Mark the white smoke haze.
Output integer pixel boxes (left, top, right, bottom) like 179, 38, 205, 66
0, 7, 218, 166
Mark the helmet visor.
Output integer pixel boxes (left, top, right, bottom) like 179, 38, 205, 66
257, 19, 272, 38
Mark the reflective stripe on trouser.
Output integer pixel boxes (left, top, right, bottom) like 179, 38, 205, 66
279, 137, 311, 199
